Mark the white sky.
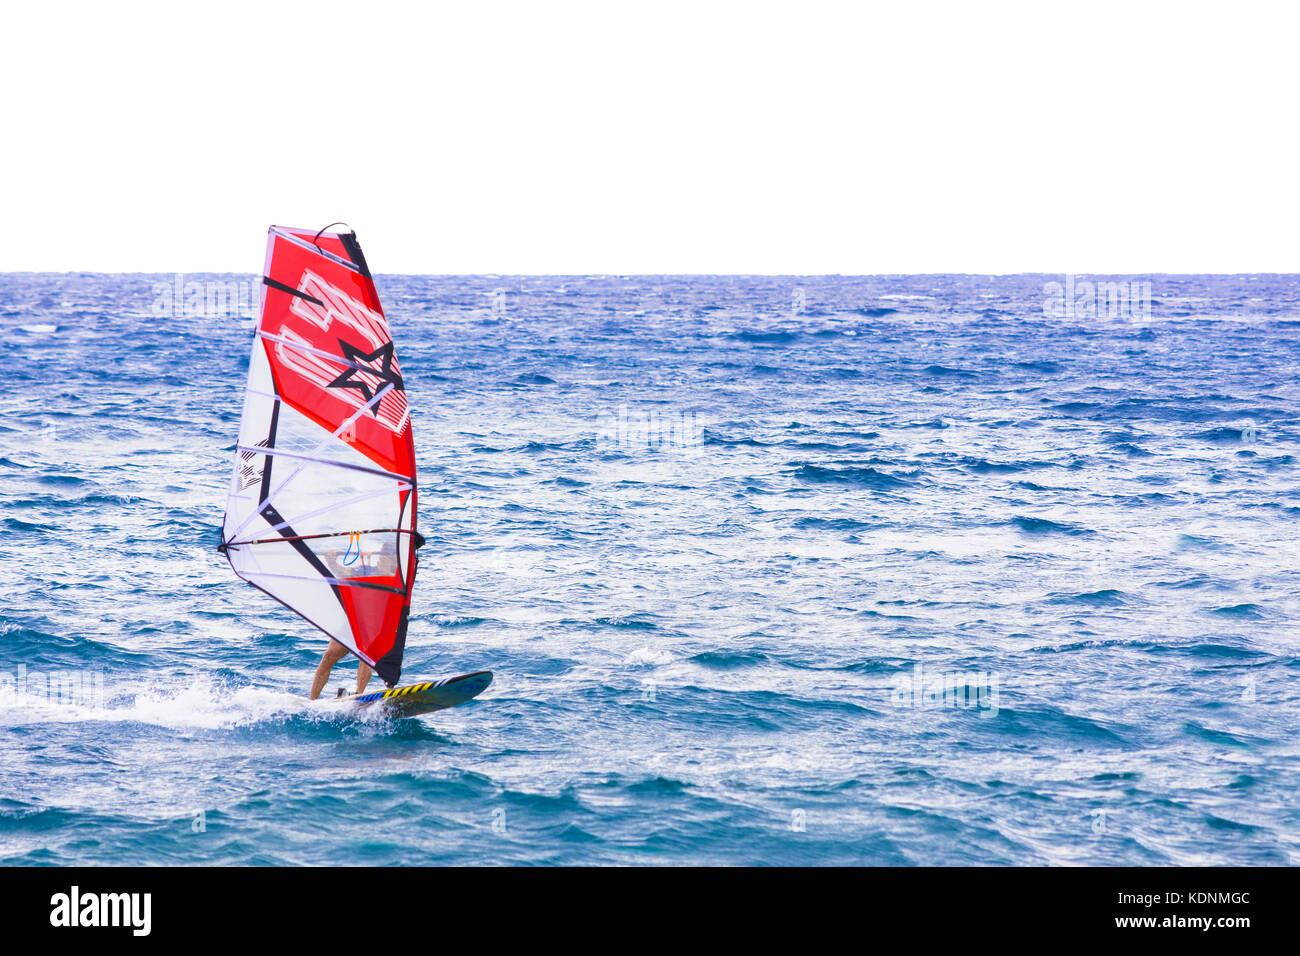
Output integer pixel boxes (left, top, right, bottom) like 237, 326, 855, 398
0, 1, 1296, 274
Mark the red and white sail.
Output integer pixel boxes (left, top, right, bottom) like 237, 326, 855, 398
220, 225, 421, 685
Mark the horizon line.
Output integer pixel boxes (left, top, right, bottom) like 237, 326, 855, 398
3, 270, 1298, 279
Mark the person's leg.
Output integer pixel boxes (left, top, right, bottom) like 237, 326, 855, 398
356, 661, 373, 695
309, 639, 350, 699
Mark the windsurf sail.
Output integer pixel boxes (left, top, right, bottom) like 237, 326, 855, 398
219, 225, 422, 685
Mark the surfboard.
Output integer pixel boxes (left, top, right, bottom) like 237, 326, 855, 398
335, 670, 493, 717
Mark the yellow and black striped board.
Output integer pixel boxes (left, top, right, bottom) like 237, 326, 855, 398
335, 670, 493, 717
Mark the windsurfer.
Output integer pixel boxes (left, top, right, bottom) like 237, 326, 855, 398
219, 226, 421, 705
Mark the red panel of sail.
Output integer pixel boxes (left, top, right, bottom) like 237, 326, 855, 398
261, 229, 414, 478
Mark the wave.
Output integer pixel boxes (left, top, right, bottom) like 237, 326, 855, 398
1046, 589, 1131, 606
792, 463, 916, 489
958, 456, 1043, 475
991, 704, 1133, 748
729, 330, 799, 343
509, 373, 557, 386
1194, 426, 1255, 444
793, 516, 880, 531
1009, 515, 1094, 536
923, 364, 978, 378
0, 622, 153, 669
1208, 603, 1267, 619
689, 650, 769, 669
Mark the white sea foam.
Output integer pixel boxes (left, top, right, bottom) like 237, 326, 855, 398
0, 675, 388, 731
624, 645, 674, 667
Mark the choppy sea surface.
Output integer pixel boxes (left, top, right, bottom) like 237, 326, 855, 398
1, 272, 1299, 866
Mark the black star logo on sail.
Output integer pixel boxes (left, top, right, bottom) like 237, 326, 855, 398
327, 339, 404, 414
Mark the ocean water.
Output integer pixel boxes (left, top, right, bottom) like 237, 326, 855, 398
1, 272, 1299, 866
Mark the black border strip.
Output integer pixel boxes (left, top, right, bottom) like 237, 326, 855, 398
262, 275, 325, 306
339, 231, 373, 279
